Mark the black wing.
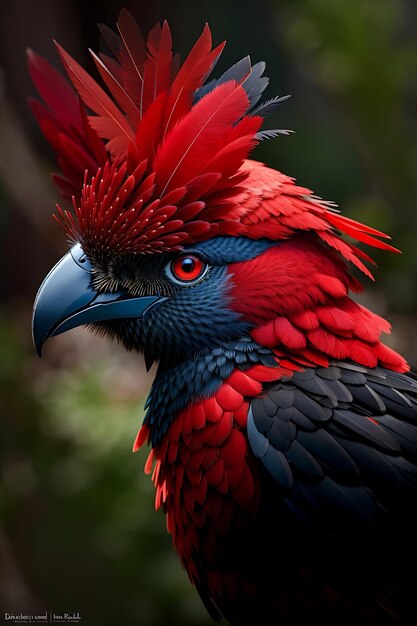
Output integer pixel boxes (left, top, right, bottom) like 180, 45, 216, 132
249, 362, 417, 500
247, 363, 417, 624
246, 363, 417, 622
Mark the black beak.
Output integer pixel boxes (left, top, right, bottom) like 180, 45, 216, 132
32, 244, 165, 356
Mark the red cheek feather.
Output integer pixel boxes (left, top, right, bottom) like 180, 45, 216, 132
228, 239, 350, 322
228, 240, 408, 373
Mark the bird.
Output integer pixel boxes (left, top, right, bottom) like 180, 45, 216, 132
29, 9, 417, 626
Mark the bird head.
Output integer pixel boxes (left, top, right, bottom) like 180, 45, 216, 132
30, 9, 404, 373
33, 230, 274, 366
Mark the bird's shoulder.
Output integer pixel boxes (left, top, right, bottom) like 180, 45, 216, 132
248, 362, 417, 526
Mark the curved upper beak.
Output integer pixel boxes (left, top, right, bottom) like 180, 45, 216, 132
32, 244, 165, 356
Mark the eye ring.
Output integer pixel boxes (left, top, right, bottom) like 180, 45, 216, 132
166, 254, 208, 285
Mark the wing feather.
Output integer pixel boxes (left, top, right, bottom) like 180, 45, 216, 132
248, 364, 417, 520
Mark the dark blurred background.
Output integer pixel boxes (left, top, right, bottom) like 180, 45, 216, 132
0, 0, 416, 624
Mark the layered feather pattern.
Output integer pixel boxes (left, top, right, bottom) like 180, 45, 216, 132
29, 9, 398, 273
29, 11, 417, 626
153, 82, 253, 195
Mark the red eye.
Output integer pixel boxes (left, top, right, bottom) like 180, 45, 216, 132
171, 255, 205, 282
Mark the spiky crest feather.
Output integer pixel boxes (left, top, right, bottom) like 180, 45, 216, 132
28, 8, 398, 275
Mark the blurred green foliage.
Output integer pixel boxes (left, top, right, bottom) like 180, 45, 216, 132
1, 0, 416, 624
276, 0, 417, 310
0, 313, 211, 625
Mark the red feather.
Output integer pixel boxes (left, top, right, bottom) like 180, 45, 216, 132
154, 82, 249, 195
55, 41, 134, 158
78, 100, 108, 167
99, 23, 125, 59
316, 306, 355, 333
291, 311, 320, 331
314, 273, 347, 298
27, 48, 81, 127
226, 371, 263, 397
251, 321, 278, 348
317, 231, 374, 279
202, 116, 262, 181
132, 423, 150, 452
163, 24, 225, 136
308, 327, 348, 359
203, 397, 224, 423
98, 52, 124, 84
344, 340, 378, 368
376, 343, 409, 372
273, 317, 307, 350
206, 460, 225, 487
324, 212, 399, 252
132, 91, 168, 165
114, 8, 146, 112
89, 48, 140, 126
142, 21, 173, 114
207, 412, 233, 446
216, 384, 244, 412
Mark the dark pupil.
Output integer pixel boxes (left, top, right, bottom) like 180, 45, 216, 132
181, 258, 195, 273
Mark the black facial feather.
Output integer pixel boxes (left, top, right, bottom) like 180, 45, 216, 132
90, 253, 178, 297
86, 238, 277, 362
